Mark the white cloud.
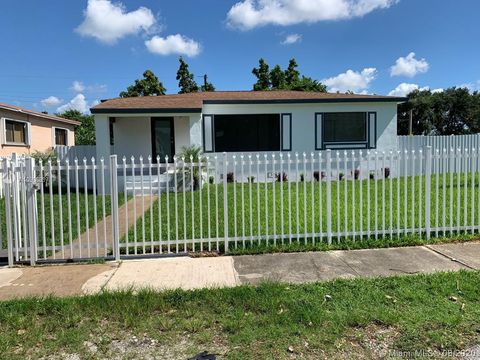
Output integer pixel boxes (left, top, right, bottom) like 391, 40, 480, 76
281, 33, 302, 45
71, 81, 86, 93
76, 0, 156, 44
457, 81, 480, 92
226, 0, 398, 30
390, 52, 429, 77
70, 81, 107, 94
40, 96, 62, 108
388, 83, 430, 96
322, 68, 377, 93
57, 94, 90, 114
145, 34, 201, 57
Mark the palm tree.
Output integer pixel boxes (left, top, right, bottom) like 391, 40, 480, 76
176, 145, 205, 190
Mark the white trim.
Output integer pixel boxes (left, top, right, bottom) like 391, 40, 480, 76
1, 117, 31, 146
52, 126, 69, 147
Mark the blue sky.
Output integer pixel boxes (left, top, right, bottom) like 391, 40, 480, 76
0, 0, 479, 114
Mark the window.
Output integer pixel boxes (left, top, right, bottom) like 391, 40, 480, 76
323, 112, 366, 143
5, 120, 27, 144
54, 128, 68, 146
213, 114, 280, 152
317, 112, 375, 149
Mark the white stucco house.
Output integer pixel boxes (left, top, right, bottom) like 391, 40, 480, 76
91, 90, 405, 163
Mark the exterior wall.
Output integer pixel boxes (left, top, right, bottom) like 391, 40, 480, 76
0, 108, 76, 156
94, 102, 398, 162
99, 114, 199, 160
174, 116, 191, 152
202, 102, 398, 155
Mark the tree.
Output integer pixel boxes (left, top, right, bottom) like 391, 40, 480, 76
252, 58, 326, 92
119, 70, 166, 97
397, 87, 479, 135
290, 76, 327, 92
200, 74, 215, 92
270, 65, 286, 90
397, 89, 436, 135
252, 58, 271, 91
57, 110, 95, 145
284, 58, 300, 87
176, 57, 199, 94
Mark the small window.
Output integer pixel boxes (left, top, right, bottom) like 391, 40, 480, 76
54, 128, 68, 146
5, 120, 27, 144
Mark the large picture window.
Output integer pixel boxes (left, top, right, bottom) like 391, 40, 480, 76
213, 114, 280, 152
5, 120, 28, 144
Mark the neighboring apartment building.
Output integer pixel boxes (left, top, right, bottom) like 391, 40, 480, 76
0, 103, 80, 156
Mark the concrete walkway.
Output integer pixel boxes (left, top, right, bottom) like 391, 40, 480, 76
53, 196, 156, 259
1, 242, 479, 300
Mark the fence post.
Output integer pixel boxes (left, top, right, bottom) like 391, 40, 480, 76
109, 155, 120, 261
425, 146, 432, 239
326, 150, 332, 244
223, 152, 229, 253
2, 159, 14, 266
25, 157, 37, 266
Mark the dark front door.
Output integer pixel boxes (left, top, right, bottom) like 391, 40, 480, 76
151, 117, 175, 162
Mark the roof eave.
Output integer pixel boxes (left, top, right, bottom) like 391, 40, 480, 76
0, 105, 81, 125
203, 97, 407, 105
90, 107, 203, 114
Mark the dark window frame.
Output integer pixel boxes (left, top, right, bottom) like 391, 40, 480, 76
206, 114, 282, 153
53, 127, 68, 146
109, 117, 115, 146
318, 112, 376, 150
280, 113, 292, 151
5, 119, 28, 145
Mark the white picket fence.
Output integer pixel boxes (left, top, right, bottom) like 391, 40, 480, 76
398, 134, 480, 152
2, 146, 480, 265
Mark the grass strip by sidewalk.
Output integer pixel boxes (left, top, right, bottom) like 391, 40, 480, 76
0, 271, 479, 359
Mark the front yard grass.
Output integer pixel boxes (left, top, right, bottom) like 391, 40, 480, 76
124, 175, 480, 252
0, 192, 126, 250
0, 270, 479, 359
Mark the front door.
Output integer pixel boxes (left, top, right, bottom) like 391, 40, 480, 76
151, 117, 175, 162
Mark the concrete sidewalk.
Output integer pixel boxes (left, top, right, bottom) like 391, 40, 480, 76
1, 242, 479, 300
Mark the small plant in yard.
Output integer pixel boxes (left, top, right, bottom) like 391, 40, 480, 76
226, 172, 235, 183
354, 169, 360, 180
384, 167, 390, 179
176, 145, 205, 190
276, 172, 288, 182
32, 149, 58, 189
209, 176, 215, 184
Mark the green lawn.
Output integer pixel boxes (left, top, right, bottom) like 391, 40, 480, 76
125, 175, 480, 252
0, 271, 478, 359
1, 192, 126, 250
